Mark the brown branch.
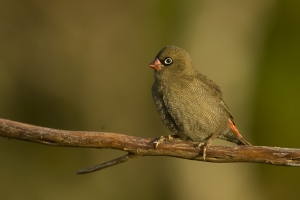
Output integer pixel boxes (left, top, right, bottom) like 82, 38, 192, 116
0, 118, 300, 174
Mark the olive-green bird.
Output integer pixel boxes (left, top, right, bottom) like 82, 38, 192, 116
149, 45, 251, 158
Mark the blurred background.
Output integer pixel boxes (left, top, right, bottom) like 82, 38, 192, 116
0, 0, 300, 199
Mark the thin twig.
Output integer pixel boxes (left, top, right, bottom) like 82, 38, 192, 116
77, 153, 138, 174
0, 118, 300, 174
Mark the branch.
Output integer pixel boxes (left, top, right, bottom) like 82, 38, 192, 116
0, 118, 299, 174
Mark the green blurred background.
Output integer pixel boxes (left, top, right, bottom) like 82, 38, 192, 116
0, 1, 299, 199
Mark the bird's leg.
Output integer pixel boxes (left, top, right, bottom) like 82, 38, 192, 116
197, 133, 217, 161
154, 134, 179, 148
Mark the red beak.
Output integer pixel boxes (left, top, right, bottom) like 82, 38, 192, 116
149, 58, 163, 71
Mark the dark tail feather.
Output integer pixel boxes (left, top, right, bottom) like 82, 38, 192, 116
236, 136, 252, 146
217, 131, 252, 145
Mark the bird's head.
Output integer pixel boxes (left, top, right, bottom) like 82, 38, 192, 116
149, 46, 195, 75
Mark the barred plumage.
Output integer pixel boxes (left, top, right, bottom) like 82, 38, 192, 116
149, 46, 251, 148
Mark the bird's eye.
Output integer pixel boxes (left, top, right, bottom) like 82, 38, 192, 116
164, 57, 173, 65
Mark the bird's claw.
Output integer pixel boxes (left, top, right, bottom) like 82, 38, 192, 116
154, 136, 166, 148
196, 141, 211, 161
154, 135, 177, 148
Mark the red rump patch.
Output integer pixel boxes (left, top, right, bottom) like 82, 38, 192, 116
229, 119, 243, 138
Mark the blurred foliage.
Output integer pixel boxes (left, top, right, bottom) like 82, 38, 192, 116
0, 0, 299, 200
253, 1, 300, 199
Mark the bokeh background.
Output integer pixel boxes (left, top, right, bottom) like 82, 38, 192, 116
0, 1, 300, 199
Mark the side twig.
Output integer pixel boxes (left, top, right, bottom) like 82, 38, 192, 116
0, 118, 300, 174
77, 153, 138, 174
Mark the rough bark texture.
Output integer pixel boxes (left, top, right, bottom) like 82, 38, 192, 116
0, 118, 299, 174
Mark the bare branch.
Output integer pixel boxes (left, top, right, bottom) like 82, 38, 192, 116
77, 153, 138, 174
0, 118, 300, 174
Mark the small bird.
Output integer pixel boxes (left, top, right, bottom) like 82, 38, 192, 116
149, 45, 251, 159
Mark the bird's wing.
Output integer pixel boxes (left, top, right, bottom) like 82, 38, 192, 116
197, 73, 234, 120
161, 74, 231, 141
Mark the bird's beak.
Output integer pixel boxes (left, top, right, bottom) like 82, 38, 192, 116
149, 58, 163, 71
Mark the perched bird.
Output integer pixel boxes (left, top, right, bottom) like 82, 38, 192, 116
149, 45, 251, 159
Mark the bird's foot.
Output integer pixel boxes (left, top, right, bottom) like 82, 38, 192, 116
196, 140, 212, 161
154, 136, 166, 148
154, 135, 179, 148
196, 134, 215, 161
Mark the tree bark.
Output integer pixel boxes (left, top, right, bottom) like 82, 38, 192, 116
0, 118, 299, 174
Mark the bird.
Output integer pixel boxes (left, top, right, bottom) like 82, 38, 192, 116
149, 45, 251, 160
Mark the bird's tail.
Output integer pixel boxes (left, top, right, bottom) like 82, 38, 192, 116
228, 118, 252, 146
217, 119, 252, 145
